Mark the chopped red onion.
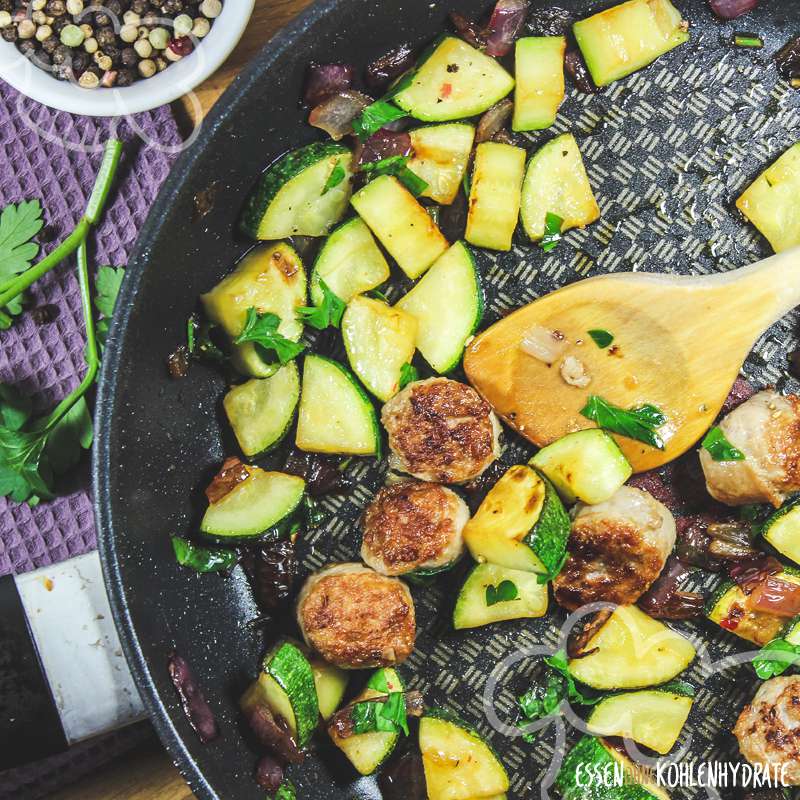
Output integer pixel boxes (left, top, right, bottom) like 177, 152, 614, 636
708, 0, 759, 20
638, 556, 703, 619
449, 10, 486, 49
747, 576, 800, 617
565, 48, 601, 94
167, 654, 218, 744
308, 90, 372, 140
483, 0, 529, 57
357, 129, 413, 166
303, 62, 355, 106
729, 555, 782, 594
520, 324, 568, 365
475, 97, 513, 143
366, 43, 415, 90
244, 704, 304, 764
255, 754, 284, 793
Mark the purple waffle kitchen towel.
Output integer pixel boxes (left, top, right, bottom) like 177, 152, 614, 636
0, 79, 182, 798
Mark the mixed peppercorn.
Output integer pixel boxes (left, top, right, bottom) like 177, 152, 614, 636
0, 0, 223, 88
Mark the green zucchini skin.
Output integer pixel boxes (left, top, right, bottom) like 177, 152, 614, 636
529, 471, 570, 576
762, 495, 800, 565
555, 736, 666, 800
240, 142, 350, 239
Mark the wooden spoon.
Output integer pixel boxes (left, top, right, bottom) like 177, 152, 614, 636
464, 247, 800, 473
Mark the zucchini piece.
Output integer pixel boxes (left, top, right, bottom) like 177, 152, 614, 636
341, 295, 418, 402
240, 142, 353, 239
420, 708, 509, 800
200, 242, 307, 378
395, 241, 482, 374
463, 464, 569, 575
520, 133, 601, 242
311, 660, 348, 721
763, 494, 800, 565
309, 217, 390, 306
512, 37, 566, 132
223, 363, 300, 456
296, 354, 381, 456
393, 36, 515, 122
784, 615, 800, 646
556, 736, 670, 800
586, 685, 694, 754
240, 640, 319, 748
452, 563, 548, 629
736, 142, 800, 253
530, 429, 632, 505
330, 668, 404, 775
573, 0, 689, 88
408, 124, 476, 205
705, 570, 800, 646
465, 142, 526, 252
200, 467, 305, 543
351, 175, 449, 279
568, 605, 696, 690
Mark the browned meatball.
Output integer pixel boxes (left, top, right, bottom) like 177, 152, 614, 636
381, 377, 501, 484
296, 563, 415, 669
734, 676, 800, 784
701, 391, 800, 508
553, 486, 676, 611
361, 481, 468, 576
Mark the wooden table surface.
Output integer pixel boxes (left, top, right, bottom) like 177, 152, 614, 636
56, 1, 313, 796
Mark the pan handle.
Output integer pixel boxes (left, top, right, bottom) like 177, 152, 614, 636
0, 551, 146, 771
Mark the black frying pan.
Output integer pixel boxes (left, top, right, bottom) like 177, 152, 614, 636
94, 1, 800, 798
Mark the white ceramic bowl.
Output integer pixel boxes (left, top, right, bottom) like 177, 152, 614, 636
0, 1, 254, 116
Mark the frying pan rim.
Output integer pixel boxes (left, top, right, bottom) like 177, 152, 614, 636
92, 1, 341, 797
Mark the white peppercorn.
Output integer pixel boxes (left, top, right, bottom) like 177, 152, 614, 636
78, 22, 91, 37
148, 26, 168, 49
95, 52, 112, 70
137, 57, 155, 77
155, 55, 167, 71
78, 69, 99, 88
119, 23, 137, 42
133, 37, 151, 58
164, 45, 181, 61
172, 13, 192, 36
0, 10, 12, 27
199, 0, 221, 19
31, 10, 46, 24
191, 16, 209, 37
18, 19, 36, 38
65, 0, 82, 14
35, 24, 52, 41
83, 36, 97, 53
122, 10, 139, 25
31, 0, 46, 10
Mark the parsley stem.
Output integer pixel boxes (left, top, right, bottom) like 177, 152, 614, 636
43, 240, 98, 433
0, 138, 122, 314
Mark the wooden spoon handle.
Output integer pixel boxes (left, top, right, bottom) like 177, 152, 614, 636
710, 245, 800, 332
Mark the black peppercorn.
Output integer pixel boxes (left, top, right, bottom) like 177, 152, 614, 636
120, 45, 137, 66
52, 43, 71, 64
32, 49, 52, 68
131, 0, 147, 12
141, 11, 158, 26
52, 61, 72, 80
71, 50, 90, 72
161, 0, 184, 13
94, 10, 110, 25
0, 0, 13, 11
103, 41, 121, 64
51, 16, 70, 34
116, 65, 135, 85
106, 0, 122, 14
18, 39, 36, 55
41, 36, 57, 54
96, 25, 115, 48
1, 25, 17, 42
45, 0, 65, 16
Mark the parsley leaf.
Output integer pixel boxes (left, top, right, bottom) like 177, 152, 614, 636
0, 200, 43, 283
753, 638, 800, 679
539, 212, 563, 253
702, 426, 745, 462
296, 279, 345, 330
322, 162, 346, 195
399, 362, 419, 390
42, 396, 93, 474
361, 155, 428, 197
351, 692, 409, 736
352, 100, 408, 142
172, 536, 237, 574
517, 650, 603, 742
273, 780, 297, 800
234, 308, 306, 365
485, 579, 519, 606
0, 384, 32, 431
367, 287, 389, 303
580, 395, 667, 450
94, 265, 124, 350
588, 329, 614, 348
536, 551, 568, 585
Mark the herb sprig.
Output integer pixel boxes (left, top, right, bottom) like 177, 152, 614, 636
753, 637, 800, 679
485, 579, 519, 606
580, 395, 667, 450
361, 155, 428, 196
352, 100, 408, 142
296, 279, 345, 330
540, 212, 564, 253
702, 426, 745, 462
234, 308, 306, 365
